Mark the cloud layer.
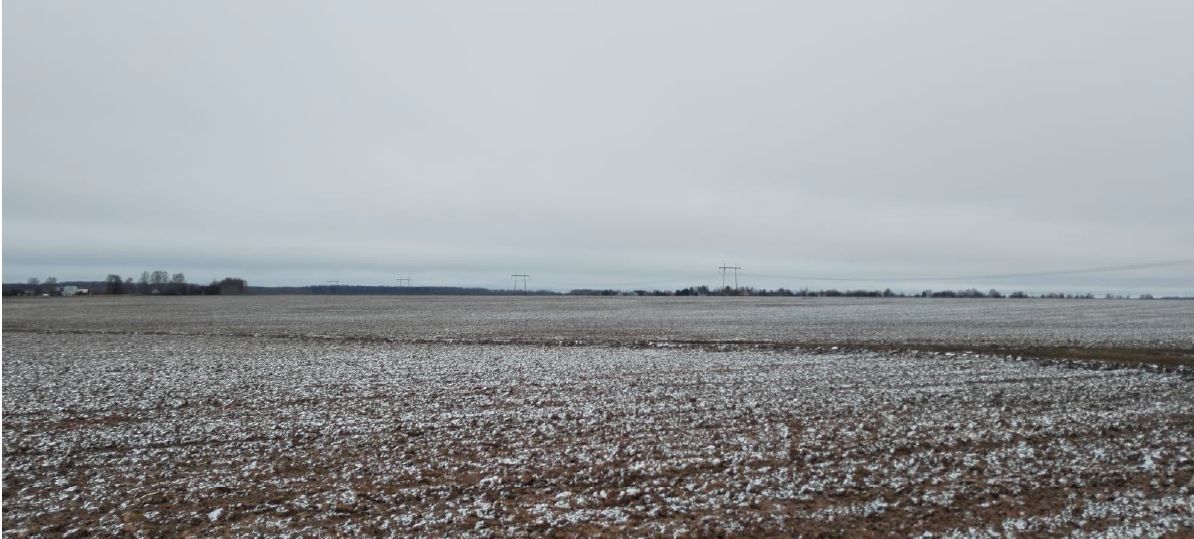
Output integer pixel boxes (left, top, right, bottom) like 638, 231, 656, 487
5, 1, 1192, 293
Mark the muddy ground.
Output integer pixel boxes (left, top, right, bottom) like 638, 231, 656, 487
3, 297, 1192, 536
3, 336, 1192, 536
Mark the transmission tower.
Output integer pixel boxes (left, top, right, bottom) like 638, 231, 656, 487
396, 276, 411, 287
326, 280, 341, 294
511, 274, 529, 293
717, 264, 742, 290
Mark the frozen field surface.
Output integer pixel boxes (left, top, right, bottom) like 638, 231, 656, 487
4, 330, 1193, 537
4, 296, 1194, 352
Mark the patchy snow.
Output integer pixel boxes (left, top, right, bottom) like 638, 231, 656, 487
2, 329, 1191, 536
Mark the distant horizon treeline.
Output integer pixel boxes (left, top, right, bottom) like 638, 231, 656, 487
572, 286, 1171, 299
244, 284, 1167, 299
250, 285, 557, 296
5, 272, 248, 296
3, 278, 1185, 300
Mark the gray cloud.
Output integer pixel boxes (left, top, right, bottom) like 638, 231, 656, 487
5, 1, 1193, 294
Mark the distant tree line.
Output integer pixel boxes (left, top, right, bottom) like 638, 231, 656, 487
2, 273, 247, 296
568, 286, 1165, 299
100, 272, 247, 295
248, 285, 557, 296
15, 276, 58, 296
582, 286, 906, 297
4, 279, 1186, 299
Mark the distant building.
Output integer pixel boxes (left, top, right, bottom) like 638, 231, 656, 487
217, 278, 248, 295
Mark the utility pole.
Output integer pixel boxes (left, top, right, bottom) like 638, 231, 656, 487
511, 274, 529, 293
396, 277, 411, 287
326, 280, 340, 294
717, 264, 742, 291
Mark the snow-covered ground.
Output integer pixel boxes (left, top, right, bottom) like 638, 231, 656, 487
4, 331, 1191, 537
5, 295, 1193, 351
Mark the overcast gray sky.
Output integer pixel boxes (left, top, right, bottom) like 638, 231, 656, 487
4, 1, 1193, 294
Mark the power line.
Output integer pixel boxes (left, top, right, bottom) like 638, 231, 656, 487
534, 279, 696, 289
740, 258, 1194, 284
305, 258, 1190, 294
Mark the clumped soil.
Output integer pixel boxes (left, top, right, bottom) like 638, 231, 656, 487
4, 331, 1192, 537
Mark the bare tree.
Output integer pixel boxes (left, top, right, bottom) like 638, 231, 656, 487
149, 270, 169, 293
44, 276, 58, 296
170, 273, 186, 294
26, 277, 39, 295
105, 274, 124, 294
